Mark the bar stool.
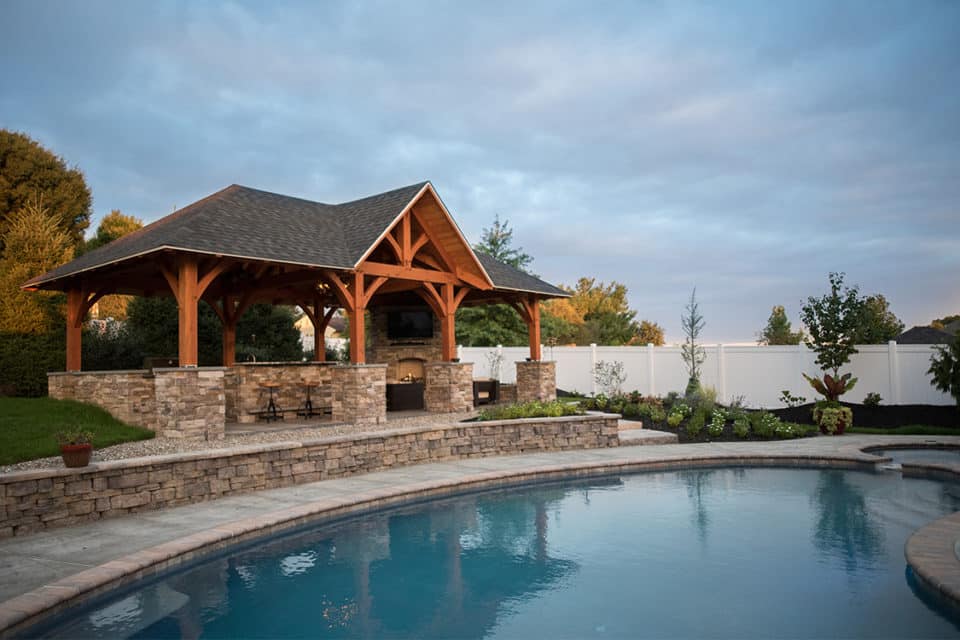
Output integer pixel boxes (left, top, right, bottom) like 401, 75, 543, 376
259, 382, 282, 422
297, 381, 319, 418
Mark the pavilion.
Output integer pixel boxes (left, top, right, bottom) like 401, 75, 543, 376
24, 181, 568, 437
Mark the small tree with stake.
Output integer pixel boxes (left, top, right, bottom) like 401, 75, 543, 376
800, 272, 862, 433
681, 288, 706, 397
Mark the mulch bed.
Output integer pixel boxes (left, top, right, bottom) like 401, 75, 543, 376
771, 403, 960, 429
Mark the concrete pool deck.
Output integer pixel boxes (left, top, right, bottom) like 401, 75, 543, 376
2, 433, 960, 634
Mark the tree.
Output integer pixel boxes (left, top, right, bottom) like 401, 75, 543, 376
83, 209, 143, 253
680, 288, 706, 395
932, 315, 960, 330
0, 196, 74, 333
800, 272, 862, 401
580, 310, 641, 346
475, 214, 533, 271
637, 320, 665, 346
928, 338, 960, 408
758, 305, 804, 345
857, 295, 904, 344
456, 216, 534, 346
83, 210, 145, 320
0, 130, 91, 249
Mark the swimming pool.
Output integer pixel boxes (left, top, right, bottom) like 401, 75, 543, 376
34, 467, 960, 638
873, 446, 960, 467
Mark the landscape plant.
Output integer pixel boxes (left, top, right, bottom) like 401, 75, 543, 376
707, 408, 726, 437
485, 349, 504, 381
779, 390, 807, 408
928, 337, 960, 408
863, 392, 882, 407
685, 410, 706, 437
476, 400, 582, 421
733, 416, 751, 438
593, 359, 626, 397
751, 411, 780, 438
813, 405, 853, 435
680, 287, 706, 397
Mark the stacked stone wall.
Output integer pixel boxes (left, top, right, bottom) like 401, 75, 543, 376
0, 414, 619, 537
331, 365, 387, 425
516, 361, 557, 403
424, 362, 474, 413
48, 371, 157, 429
230, 363, 335, 423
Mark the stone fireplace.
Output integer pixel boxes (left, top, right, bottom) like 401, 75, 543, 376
368, 308, 442, 382
396, 357, 426, 382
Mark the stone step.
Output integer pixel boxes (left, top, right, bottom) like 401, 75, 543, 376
618, 427, 679, 446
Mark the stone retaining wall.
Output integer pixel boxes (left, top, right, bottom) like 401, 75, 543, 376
424, 362, 474, 413
0, 414, 619, 537
48, 368, 225, 439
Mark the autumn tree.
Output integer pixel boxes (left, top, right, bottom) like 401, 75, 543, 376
856, 295, 904, 344
637, 320, 665, 346
84, 210, 144, 320
0, 130, 91, 250
758, 305, 804, 345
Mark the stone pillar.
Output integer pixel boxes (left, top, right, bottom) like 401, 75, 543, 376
331, 364, 387, 425
515, 361, 556, 403
153, 367, 226, 440
424, 362, 474, 413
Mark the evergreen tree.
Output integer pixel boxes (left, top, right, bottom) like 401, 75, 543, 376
758, 305, 804, 345
0, 196, 73, 333
680, 288, 706, 394
857, 295, 904, 343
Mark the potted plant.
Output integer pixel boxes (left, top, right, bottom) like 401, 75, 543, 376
56, 428, 94, 467
800, 272, 863, 435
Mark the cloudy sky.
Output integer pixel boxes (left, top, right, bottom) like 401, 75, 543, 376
3, 1, 958, 342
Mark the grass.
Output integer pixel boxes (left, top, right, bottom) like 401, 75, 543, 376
848, 425, 960, 436
0, 397, 154, 466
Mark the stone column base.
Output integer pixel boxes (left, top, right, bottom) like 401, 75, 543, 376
515, 361, 557, 403
153, 368, 227, 440
424, 362, 474, 413
331, 364, 387, 425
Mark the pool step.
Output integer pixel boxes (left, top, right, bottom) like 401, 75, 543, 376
618, 424, 678, 446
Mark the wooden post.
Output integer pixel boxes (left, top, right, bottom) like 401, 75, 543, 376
66, 288, 83, 371
349, 272, 365, 363
222, 320, 236, 367
440, 284, 457, 361
527, 295, 541, 361
177, 257, 199, 366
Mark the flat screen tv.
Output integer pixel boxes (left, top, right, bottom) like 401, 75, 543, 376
387, 310, 433, 339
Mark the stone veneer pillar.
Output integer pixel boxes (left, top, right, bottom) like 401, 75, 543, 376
331, 364, 387, 425
424, 362, 474, 413
515, 361, 557, 403
153, 368, 226, 440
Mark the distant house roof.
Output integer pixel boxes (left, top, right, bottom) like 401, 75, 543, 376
943, 319, 960, 335
897, 326, 956, 345
24, 181, 567, 298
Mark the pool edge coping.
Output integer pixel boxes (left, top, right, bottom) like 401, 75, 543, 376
1, 448, 958, 636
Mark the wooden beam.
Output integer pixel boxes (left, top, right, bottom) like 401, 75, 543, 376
382, 232, 402, 263
526, 295, 542, 361
159, 264, 180, 304
410, 232, 429, 259
360, 261, 459, 285
401, 213, 412, 266
410, 206, 457, 273
361, 275, 388, 307
322, 270, 355, 312
197, 261, 230, 297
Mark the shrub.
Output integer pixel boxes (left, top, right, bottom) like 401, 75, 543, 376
779, 390, 807, 408
648, 405, 667, 424
476, 400, 583, 421
928, 338, 960, 408
621, 402, 640, 418
733, 416, 751, 438
667, 402, 692, 428
664, 391, 681, 407
707, 408, 726, 437
690, 386, 718, 412
751, 411, 780, 438
863, 392, 882, 407
0, 331, 65, 396
813, 405, 853, 435
593, 360, 626, 397
686, 409, 707, 438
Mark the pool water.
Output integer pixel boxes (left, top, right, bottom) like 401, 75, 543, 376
36, 468, 960, 639
874, 447, 960, 467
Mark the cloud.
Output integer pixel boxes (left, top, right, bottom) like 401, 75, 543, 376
1, 0, 958, 340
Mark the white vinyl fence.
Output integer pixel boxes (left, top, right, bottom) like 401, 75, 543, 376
458, 342, 953, 408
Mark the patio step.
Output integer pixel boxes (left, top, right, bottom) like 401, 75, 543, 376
618, 424, 678, 446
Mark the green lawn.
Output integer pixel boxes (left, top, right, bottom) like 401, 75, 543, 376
0, 397, 154, 466
848, 425, 960, 436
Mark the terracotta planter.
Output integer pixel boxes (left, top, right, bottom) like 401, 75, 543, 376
60, 443, 93, 468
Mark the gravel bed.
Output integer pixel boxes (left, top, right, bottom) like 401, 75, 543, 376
0, 410, 478, 475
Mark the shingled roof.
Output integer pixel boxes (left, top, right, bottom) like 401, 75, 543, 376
25, 181, 568, 298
